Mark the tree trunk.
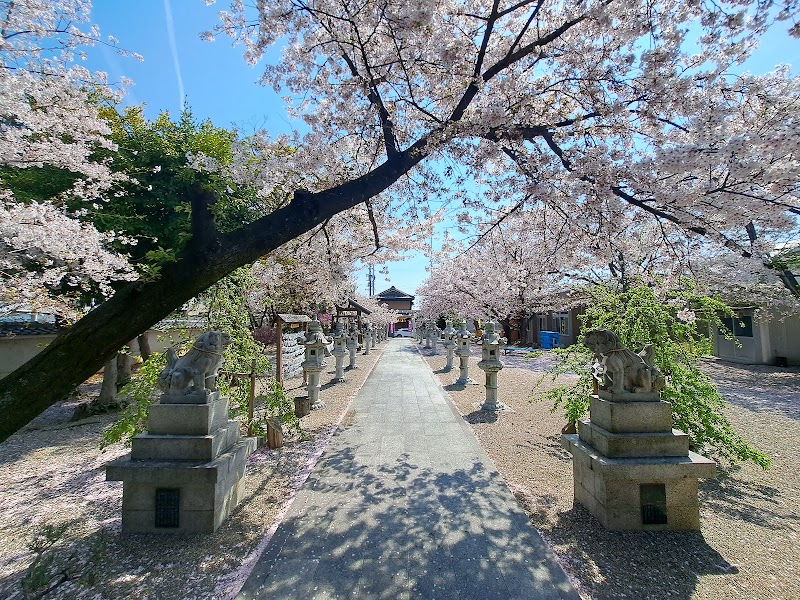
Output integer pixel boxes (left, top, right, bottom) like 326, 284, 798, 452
98, 356, 119, 408
0, 144, 430, 442
137, 333, 152, 362
116, 351, 133, 391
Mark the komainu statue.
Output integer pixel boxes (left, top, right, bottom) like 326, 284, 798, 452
158, 331, 231, 397
583, 329, 665, 395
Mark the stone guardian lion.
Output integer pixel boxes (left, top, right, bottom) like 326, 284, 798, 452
583, 329, 665, 395
158, 330, 231, 396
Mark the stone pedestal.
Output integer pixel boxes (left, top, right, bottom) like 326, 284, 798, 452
561, 391, 715, 530
106, 393, 255, 534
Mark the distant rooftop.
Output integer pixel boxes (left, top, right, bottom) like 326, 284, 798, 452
376, 286, 415, 300
0, 321, 62, 338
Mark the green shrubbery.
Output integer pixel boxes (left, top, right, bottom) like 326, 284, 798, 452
538, 281, 770, 469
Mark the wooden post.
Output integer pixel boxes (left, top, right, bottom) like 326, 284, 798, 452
266, 418, 283, 449
276, 316, 284, 385
247, 359, 256, 437
294, 397, 310, 417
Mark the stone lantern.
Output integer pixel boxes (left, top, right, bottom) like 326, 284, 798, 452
477, 321, 507, 410
423, 323, 432, 349
430, 325, 441, 354
454, 319, 477, 385
442, 319, 457, 371
346, 322, 359, 369
363, 321, 372, 355
331, 321, 348, 382
301, 319, 331, 410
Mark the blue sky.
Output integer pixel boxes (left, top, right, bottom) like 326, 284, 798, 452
86, 1, 798, 304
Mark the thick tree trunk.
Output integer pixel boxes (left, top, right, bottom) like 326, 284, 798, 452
0, 142, 430, 442
137, 333, 152, 362
98, 357, 119, 407
116, 350, 133, 391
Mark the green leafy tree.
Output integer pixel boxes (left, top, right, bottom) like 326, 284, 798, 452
203, 268, 301, 436
101, 350, 167, 448
540, 281, 770, 468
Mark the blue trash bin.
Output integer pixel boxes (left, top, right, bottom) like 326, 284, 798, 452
539, 331, 556, 349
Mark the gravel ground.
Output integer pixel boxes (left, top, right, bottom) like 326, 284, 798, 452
422, 346, 800, 600
0, 347, 384, 600
0, 341, 798, 600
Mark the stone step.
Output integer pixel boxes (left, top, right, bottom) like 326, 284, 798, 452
130, 421, 242, 461
562, 434, 716, 479
147, 396, 230, 436
107, 436, 256, 485
578, 419, 690, 458
589, 394, 673, 433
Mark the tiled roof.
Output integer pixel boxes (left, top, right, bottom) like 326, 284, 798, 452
0, 322, 63, 338
377, 285, 414, 300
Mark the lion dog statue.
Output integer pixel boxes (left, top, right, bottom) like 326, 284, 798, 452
158, 330, 231, 396
583, 329, 665, 395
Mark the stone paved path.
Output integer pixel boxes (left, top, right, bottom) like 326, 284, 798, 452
237, 339, 580, 599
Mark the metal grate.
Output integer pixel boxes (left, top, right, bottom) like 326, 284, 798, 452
640, 484, 668, 525
154, 488, 180, 528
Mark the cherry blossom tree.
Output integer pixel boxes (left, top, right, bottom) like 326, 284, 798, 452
2, 0, 800, 441
419, 205, 799, 327
0, 0, 141, 317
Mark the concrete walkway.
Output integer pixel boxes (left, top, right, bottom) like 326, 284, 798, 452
237, 340, 580, 599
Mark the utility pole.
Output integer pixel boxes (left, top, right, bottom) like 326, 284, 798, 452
367, 265, 375, 296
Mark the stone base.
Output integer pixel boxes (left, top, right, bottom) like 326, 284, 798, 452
598, 390, 662, 402
561, 435, 715, 531
159, 390, 221, 405
106, 438, 256, 533
454, 377, 479, 386
577, 419, 689, 458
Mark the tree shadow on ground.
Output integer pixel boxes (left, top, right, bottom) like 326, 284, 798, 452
699, 465, 798, 530
701, 360, 800, 421
237, 446, 580, 599
512, 433, 571, 462
537, 504, 736, 600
